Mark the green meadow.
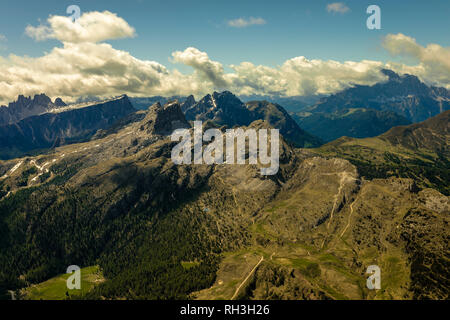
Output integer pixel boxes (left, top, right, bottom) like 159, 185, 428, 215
21, 265, 104, 300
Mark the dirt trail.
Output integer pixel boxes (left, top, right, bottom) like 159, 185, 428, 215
319, 171, 357, 249
1, 161, 23, 179
8, 290, 16, 300
339, 188, 365, 238
327, 171, 356, 229
231, 255, 264, 300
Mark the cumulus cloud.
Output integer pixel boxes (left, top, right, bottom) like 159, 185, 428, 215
0, 34, 6, 41
25, 11, 135, 43
227, 17, 266, 28
382, 33, 450, 88
228, 57, 386, 96
171, 47, 228, 88
0, 11, 449, 105
0, 42, 176, 103
326, 2, 350, 14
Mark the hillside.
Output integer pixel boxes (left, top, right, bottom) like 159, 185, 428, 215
195, 157, 449, 300
317, 110, 450, 195
293, 108, 411, 142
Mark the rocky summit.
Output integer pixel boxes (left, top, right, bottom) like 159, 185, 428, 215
185, 91, 322, 148
142, 101, 190, 135
0, 94, 67, 126
0, 95, 136, 159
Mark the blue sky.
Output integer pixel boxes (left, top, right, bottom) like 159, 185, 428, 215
1, 0, 448, 67
0, 0, 448, 102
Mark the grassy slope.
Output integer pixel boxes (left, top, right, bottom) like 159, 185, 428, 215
315, 136, 449, 195
314, 111, 449, 195
192, 156, 448, 300
20, 265, 103, 300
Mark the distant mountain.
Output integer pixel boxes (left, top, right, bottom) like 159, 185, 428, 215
0, 95, 136, 159
239, 94, 325, 113
0, 94, 67, 126
293, 108, 411, 142
73, 95, 103, 104
184, 91, 322, 147
292, 69, 449, 142
129, 96, 188, 110
306, 69, 450, 122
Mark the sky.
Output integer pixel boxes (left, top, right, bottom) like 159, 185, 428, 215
0, 0, 449, 103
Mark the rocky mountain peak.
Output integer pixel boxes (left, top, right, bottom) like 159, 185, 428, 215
16, 95, 30, 105
181, 95, 196, 113
381, 68, 401, 81
32, 93, 52, 106
143, 101, 190, 135
212, 90, 242, 106
0, 93, 59, 126
148, 101, 162, 112
54, 97, 67, 107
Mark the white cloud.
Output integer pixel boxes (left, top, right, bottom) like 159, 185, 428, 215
228, 57, 386, 96
171, 47, 228, 88
382, 33, 450, 88
0, 11, 448, 105
326, 2, 350, 14
0, 34, 6, 41
227, 17, 266, 28
26, 11, 135, 43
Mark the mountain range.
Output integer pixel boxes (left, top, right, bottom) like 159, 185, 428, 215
184, 91, 322, 147
0, 96, 447, 300
0, 94, 67, 126
0, 95, 136, 159
292, 69, 449, 142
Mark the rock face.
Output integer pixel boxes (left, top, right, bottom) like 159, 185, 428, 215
184, 91, 322, 147
180, 95, 196, 113
0, 95, 136, 159
53, 98, 67, 107
185, 91, 254, 127
0, 94, 67, 126
245, 100, 323, 147
142, 101, 190, 135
